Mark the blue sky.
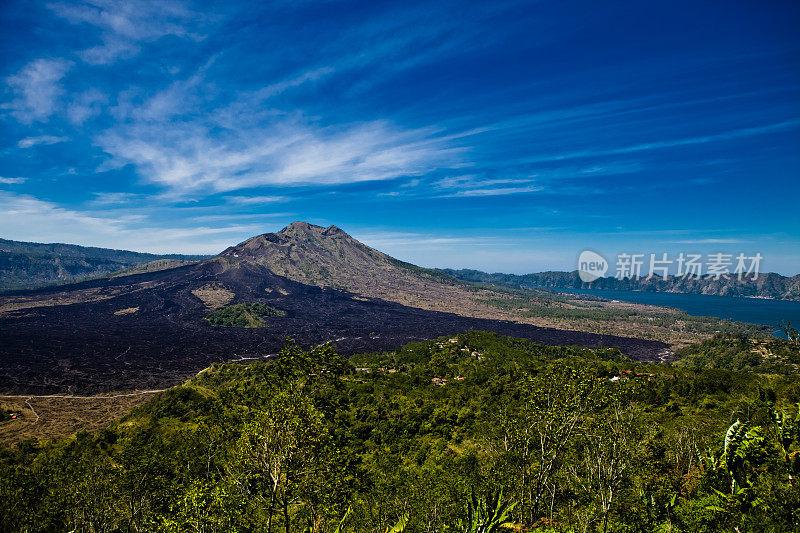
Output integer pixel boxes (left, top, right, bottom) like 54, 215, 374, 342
1, 0, 799, 274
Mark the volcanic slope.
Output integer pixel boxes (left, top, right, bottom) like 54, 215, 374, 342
0, 222, 667, 393
212, 222, 510, 316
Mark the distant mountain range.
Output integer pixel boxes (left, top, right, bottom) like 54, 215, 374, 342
442, 269, 800, 301
7, 234, 796, 302
0, 222, 667, 393
0, 238, 209, 291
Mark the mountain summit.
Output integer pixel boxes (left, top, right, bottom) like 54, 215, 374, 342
218, 221, 387, 277
212, 221, 468, 311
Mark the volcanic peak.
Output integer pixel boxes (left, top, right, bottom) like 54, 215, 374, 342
220, 223, 347, 261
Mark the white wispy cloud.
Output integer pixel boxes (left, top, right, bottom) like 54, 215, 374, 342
74, 2, 537, 199
4, 58, 72, 123
118, 71, 207, 122
428, 173, 541, 196
430, 174, 543, 198
186, 213, 294, 223
67, 89, 109, 125
432, 175, 487, 188
246, 67, 335, 104
47, 0, 202, 65
17, 135, 69, 148
325, 2, 538, 97
672, 238, 747, 244
426, 164, 640, 199
224, 195, 289, 205
514, 119, 800, 165
90, 192, 142, 205
351, 230, 489, 248
447, 185, 544, 197
97, 113, 466, 195
0, 177, 27, 184
0, 191, 131, 243
0, 191, 262, 254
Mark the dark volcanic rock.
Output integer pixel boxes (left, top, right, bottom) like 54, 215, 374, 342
0, 261, 667, 394
0, 224, 670, 394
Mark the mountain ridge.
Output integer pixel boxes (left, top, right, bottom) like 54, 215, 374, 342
442, 268, 800, 301
0, 237, 209, 292
8, 227, 793, 302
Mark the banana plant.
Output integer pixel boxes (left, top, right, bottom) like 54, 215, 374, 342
304, 507, 404, 533
333, 506, 352, 533
384, 512, 408, 533
772, 404, 799, 456
459, 490, 522, 533
771, 403, 800, 481
723, 419, 768, 493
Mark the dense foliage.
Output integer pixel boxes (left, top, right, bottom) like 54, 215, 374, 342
205, 303, 287, 327
676, 332, 800, 374
1, 331, 799, 532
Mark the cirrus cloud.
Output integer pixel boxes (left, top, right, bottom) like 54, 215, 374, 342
0, 190, 263, 254
46, 0, 203, 65
17, 135, 69, 148
4, 58, 72, 124
97, 116, 468, 195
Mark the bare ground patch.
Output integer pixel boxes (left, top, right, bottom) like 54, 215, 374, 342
191, 282, 235, 309
0, 392, 159, 446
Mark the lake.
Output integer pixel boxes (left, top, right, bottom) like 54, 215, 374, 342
560, 288, 800, 335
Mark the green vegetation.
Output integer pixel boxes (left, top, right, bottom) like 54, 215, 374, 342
389, 256, 461, 284
676, 324, 800, 374
479, 284, 770, 340
0, 238, 208, 292
1, 331, 799, 531
109, 259, 196, 278
205, 302, 286, 327
676, 333, 800, 374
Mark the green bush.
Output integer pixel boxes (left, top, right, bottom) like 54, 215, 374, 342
205, 302, 286, 327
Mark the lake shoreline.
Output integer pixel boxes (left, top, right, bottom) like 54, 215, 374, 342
558, 287, 800, 335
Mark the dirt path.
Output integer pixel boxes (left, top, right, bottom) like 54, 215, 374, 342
0, 390, 166, 400
0, 391, 165, 446
24, 398, 39, 422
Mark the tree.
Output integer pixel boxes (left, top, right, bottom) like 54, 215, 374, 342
569, 403, 641, 533
226, 389, 332, 532
488, 367, 597, 524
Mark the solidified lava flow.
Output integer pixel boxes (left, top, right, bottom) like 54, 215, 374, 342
0, 224, 668, 394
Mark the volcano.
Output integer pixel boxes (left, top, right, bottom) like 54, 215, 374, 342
0, 222, 668, 393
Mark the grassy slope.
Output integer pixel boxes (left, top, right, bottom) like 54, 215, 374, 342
0, 238, 209, 291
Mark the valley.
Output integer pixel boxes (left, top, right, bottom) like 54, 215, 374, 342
0, 222, 746, 395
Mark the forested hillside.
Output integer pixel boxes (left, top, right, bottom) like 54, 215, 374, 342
443, 269, 800, 301
2, 331, 798, 532
0, 238, 208, 291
